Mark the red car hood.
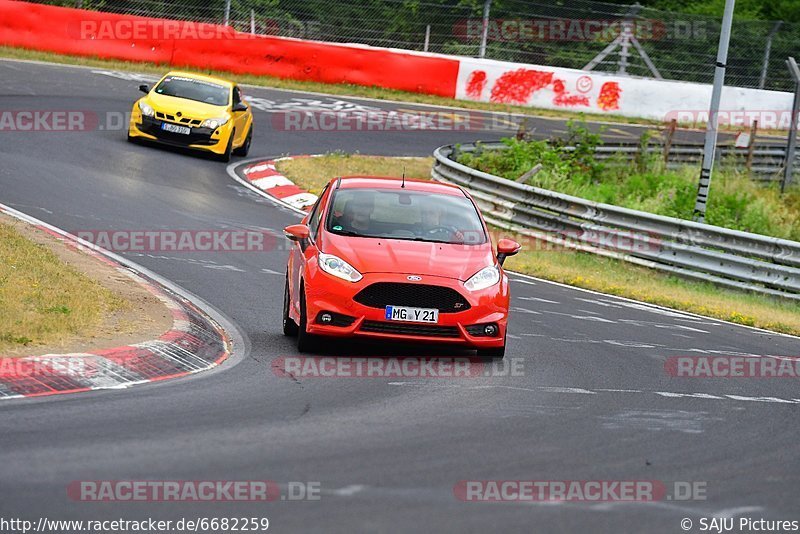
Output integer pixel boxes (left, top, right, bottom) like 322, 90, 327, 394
321, 233, 495, 281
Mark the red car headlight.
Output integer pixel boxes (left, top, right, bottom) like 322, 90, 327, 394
318, 252, 362, 282
464, 265, 500, 291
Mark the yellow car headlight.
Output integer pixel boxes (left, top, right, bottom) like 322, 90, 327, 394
200, 117, 229, 130
138, 100, 155, 117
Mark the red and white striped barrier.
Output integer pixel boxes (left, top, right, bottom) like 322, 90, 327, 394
241, 157, 317, 211
0, 0, 793, 125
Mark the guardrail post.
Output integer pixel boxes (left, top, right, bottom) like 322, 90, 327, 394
782, 57, 800, 194
663, 119, 677, 164
746, 119, 758, 171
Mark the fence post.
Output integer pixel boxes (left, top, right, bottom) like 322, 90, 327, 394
782, 57, 800, 193
250, 10, 255, 34
424, 24, 431, 52
663, 118, 677, 164
759, 21, 783, 89
223, 0, 231, 26
693, 0, 735, 223
478, 0, 492, 58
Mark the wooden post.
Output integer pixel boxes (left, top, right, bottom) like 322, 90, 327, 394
663, 118, 677, 164
746, 119, 758, 171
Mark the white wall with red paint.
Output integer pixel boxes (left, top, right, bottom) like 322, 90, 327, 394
456, 58, 794, 126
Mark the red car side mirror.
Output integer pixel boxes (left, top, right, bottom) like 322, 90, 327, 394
284, 224, 310, 242
497, 239, 521, 266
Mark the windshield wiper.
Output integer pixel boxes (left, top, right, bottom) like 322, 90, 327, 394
330, 229, 365, 237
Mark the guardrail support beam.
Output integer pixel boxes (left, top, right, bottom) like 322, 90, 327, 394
782, 57, 800, 194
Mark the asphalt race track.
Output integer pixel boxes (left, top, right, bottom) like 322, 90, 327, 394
0, 59, 798, 533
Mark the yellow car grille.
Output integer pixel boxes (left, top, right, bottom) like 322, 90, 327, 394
155, 111, 202, 126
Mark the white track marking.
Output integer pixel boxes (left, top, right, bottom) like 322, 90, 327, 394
389, 382, 800, 405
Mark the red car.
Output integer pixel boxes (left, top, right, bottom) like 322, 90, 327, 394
282, 176, 521, 358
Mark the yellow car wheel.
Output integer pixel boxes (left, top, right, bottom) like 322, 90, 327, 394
233, 126, 252, 157
217, 130, 234, 163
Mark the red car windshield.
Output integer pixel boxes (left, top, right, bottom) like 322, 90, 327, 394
326, 188, 487, 245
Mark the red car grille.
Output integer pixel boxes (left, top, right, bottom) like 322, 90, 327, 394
360, 320, 461, 338
353, 283, 470, 313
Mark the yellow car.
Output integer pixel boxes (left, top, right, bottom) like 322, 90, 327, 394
128, 71, 253, 162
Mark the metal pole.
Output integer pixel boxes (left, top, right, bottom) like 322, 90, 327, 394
617, 21, 632, 75
250, 9, 256, 34
758, 21, 782, 89
781, 57, 800, 193
479, 0, 492, 59
692, 0, 736, 223
424, 24, 431, 52
223, 0, 231, 26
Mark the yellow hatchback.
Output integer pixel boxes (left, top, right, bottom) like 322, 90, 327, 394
128, 71, 253, 162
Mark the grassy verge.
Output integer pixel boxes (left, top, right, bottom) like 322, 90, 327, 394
0, 221, 125, 353
278, 153, 434, 195
0, 45, 660, 127
459, 127, 800, 240
276, 153, 800, 335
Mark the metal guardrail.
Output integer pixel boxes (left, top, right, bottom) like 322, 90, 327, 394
587, 142, 800, 180
432, 142, 800, 301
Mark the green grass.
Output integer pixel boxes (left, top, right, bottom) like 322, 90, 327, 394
0, 222, 125, 354
277, 153, 800, 335
459, 135, 800, 240
275, 153, 435, 195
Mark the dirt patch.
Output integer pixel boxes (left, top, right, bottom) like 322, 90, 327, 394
1, 213, 173, 357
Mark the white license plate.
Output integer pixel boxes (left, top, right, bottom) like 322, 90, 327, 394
161, 122, 191, 135
385, 305, 439, 323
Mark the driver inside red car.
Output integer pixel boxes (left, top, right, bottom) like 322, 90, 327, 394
339, 196, 375, 234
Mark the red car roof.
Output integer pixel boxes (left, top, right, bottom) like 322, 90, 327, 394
336, 176, 466, 196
